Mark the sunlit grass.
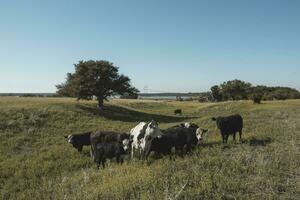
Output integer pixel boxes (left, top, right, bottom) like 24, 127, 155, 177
0, 97, 299, 199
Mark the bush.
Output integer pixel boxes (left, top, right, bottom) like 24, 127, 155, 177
252, 94, 262, 104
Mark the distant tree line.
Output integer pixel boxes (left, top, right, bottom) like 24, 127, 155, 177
211, 79, 300, 102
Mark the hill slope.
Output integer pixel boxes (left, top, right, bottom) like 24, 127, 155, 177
0, 97, 299, 199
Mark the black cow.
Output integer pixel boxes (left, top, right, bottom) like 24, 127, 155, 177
90, 131, 130, 159
64, 132, 91, 152
144, 135, 174, 158
163, 124, 199, 154
212, 114, 243, 143
174, 109, 182, 115
94, 141, 126, 169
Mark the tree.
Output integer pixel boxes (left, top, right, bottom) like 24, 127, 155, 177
251, 94, 262, 104
210, 85, 223, 102
56, 73, 77, 97
220, 80, 252, 100
56, 60, 139, 109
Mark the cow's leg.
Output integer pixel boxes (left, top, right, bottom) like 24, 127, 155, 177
233, 133, 236, 142
102, 160, 105, 169
90, 147, 95, 161
222, 134, 226, 144
116, 155, 120, 164
186, 144, 191, 154
131, 144, 134, 159
239, 130, 243, 142
77, 146, 83, 153
225, 134, 229, 143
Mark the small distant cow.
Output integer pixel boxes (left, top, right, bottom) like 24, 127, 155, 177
212, 114, 243, 143
94, 141, 126, 169
174, 109, 182, 115
64, 132, 91, 152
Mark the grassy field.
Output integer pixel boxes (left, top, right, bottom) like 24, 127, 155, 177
0, 97, 299, 199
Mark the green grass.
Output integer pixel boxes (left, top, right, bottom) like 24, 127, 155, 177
0, 97, 299, 199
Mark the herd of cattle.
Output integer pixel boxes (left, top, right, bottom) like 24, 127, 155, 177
65, 114, 244, 169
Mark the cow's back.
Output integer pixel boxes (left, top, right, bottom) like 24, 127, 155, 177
218, 114, 243, 133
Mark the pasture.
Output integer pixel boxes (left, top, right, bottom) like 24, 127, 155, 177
0, 97, 299, 199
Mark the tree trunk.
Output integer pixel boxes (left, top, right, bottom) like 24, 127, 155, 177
97, 97, 104, 110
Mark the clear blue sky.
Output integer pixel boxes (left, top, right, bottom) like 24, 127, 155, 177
0, 0, 299, 93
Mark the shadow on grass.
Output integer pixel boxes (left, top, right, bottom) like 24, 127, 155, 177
200, 136, 272, 148
76, 104, 192, 123
247, 136, 272, 146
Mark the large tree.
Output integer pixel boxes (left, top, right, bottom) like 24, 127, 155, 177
56, 60, 139, 108
220, 79, 252, 100
210, 85, 223, 102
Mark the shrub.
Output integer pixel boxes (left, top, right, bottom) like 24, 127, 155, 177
252, 94, 262, 104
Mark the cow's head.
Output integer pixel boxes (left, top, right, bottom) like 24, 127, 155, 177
64, 135, 74, 144
122, 138, 132, 152
145, 120, 161, 138
64, 134, 82, 152
196, 128, 209, 144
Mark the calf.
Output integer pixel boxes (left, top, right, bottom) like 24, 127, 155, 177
212, 114, 243, 143
94, 141, 126, 169
90, 131, 130, 159
64, 132, 91, 152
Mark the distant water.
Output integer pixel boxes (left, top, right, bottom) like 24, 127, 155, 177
138, 95, 191, 100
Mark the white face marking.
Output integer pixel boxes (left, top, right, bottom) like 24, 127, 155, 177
185, 122, 191, 128
122, 139, 130, 151
67, 135, 73, 143
196, 128, 208, 141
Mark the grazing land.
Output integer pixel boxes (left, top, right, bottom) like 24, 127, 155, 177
0, 97, 300, 199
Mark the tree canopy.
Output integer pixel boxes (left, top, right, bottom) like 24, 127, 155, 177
56, 60, 139, 108
211, 79, 300, 102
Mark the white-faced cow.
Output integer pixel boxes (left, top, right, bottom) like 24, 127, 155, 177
64, 132, 91, 152
129, 122, 148, 159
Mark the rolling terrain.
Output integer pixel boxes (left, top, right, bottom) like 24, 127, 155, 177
0, 97, 299, 199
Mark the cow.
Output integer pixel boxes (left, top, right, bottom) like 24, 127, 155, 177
163, 126, 197, 154
144, 134, 174, 158
174, 109, 182, 115
195, 128, 209, 144
212, 114, 243, 143
64, 132, 91, 152
145, 123, 206, 157
164, 123, 205, 152
129, 122, 149, 159
90, 131, 130, 159
94, 141, 126, 169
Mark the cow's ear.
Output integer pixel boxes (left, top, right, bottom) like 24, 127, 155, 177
211, 117, 217, 121
64, 135, 68, 139
203, 129, 209, 133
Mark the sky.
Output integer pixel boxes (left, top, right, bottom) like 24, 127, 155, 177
0, 0, 299, 93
